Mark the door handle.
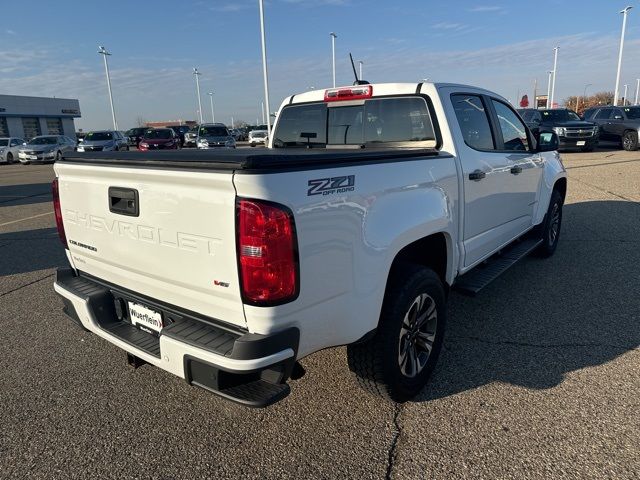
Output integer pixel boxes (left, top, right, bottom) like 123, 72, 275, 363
510, 165, 523, 175
469, 169, 486, 181
109, 187, 139, 217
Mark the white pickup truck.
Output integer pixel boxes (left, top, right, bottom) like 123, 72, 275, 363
53, 82, 566, 407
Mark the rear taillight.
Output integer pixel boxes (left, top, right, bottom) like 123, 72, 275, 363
237, 199, 298, 305
52, 178, 67, 249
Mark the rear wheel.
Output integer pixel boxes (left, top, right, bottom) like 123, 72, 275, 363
622, 131, 638, 151
347, 265, 447, 402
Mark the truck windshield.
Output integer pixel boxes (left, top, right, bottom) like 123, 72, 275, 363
540, 110, 581, 122
272, 96, 437, 148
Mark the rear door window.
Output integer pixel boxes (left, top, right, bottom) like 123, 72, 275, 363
451, 94, 495, 151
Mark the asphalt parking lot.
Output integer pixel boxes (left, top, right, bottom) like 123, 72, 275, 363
1, 149, 638, 479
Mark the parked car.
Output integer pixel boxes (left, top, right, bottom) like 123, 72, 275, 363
196, 123, 236, 149
18, 135, 76, 164
125, 127, 149, 147
183, 127, 199, 147
248, 129, 268, 147
138, 128, 180, 151
53, 82, 566, 407
0, 137, 25, 163
517, 108, 598, 152
167, 125, 191, 147
583, 105, 640, 151
77, 130, 129, 152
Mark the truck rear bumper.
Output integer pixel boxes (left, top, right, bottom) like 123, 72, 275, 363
54, 268, 298, 407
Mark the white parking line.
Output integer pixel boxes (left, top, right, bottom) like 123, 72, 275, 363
0, 211, 53, 228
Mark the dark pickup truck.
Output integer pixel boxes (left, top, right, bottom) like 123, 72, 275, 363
518, 108, 599, 152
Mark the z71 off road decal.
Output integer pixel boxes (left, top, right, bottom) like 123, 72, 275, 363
307, 175, 356, 196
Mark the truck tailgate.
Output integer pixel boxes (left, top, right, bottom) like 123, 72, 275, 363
54, 162, 246, 329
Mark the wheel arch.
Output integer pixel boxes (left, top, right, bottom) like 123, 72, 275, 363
385, 232, 452, 297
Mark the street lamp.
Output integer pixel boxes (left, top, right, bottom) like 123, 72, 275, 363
258, 0, 272, 135
330, 32, 337, 88
193, 68, 203, 124
635, 79, 640, 105
614, 6, 633, 106
623, 84, 629, 106
208, 92, 215, 123
577, 83, 592, 113
546, 70, 553, 109
550, 47, 559, 109
97, 45, 117, 130
358, 60, 363, 80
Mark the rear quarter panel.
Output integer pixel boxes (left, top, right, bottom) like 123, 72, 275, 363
233, 155, 459, 358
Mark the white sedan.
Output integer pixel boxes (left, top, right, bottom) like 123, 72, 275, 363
0, 137, 25, 163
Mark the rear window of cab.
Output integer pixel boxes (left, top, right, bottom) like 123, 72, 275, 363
272, 96, 438, 149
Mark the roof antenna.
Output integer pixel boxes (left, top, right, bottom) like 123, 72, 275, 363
349, 53, 369, 86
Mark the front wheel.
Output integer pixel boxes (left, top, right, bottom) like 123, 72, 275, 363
347, 265, 447, 402
536, 189, 563, 258
54, 151, 62, 162
622, 131, 638, 151
6, 152, 13, 163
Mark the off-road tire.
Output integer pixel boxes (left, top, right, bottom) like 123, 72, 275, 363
347, 265, 447, 402
535, 189, 563, 258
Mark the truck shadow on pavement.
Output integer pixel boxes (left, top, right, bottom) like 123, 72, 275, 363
0, 227, 67, 277
0, 183, 52, 207
417, 199, 640, 402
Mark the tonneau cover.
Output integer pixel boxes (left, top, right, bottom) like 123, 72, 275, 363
61, 148, 440, 171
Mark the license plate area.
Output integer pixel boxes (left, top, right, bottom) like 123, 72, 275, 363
576, 141, 586, 146
128, 301, 164, 334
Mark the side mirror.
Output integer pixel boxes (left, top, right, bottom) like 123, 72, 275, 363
537, 132, 559, 152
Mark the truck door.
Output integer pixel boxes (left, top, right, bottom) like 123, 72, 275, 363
448, 92, 542, 268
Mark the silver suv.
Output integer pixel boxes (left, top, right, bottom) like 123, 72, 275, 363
196, 123, 236, 149
77, 130, 129, 152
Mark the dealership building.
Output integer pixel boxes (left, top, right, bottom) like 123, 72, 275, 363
0, 94, 81, 140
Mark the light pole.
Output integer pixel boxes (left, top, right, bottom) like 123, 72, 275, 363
614, 6, 633, 106
623, 84, 629, 106
550, 47, 559, 109
193, 68, 203, 124
546, 70, 553, 109
261, 101, 265, 125
330, 32, 337, 87
635, 79, 640, 105
577, 83, 592, 114
258, 0, 272, 135
358, 60, 363, 80
208, 92, 215, 123
97, 46, 117, 130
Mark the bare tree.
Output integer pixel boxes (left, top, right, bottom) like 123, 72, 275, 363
135, 115, 147, 127
564, 92, 614, 116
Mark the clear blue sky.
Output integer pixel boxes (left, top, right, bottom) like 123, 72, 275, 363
1, 0, 639, 130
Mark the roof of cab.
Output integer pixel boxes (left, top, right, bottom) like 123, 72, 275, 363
285, 82, 504, 106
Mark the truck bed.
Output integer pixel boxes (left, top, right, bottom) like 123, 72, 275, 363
61, 147, 442, 171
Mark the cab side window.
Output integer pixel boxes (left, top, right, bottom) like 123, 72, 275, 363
611, 108, 624, 120
491, 100, 530, 151
451, 94, 495, 151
